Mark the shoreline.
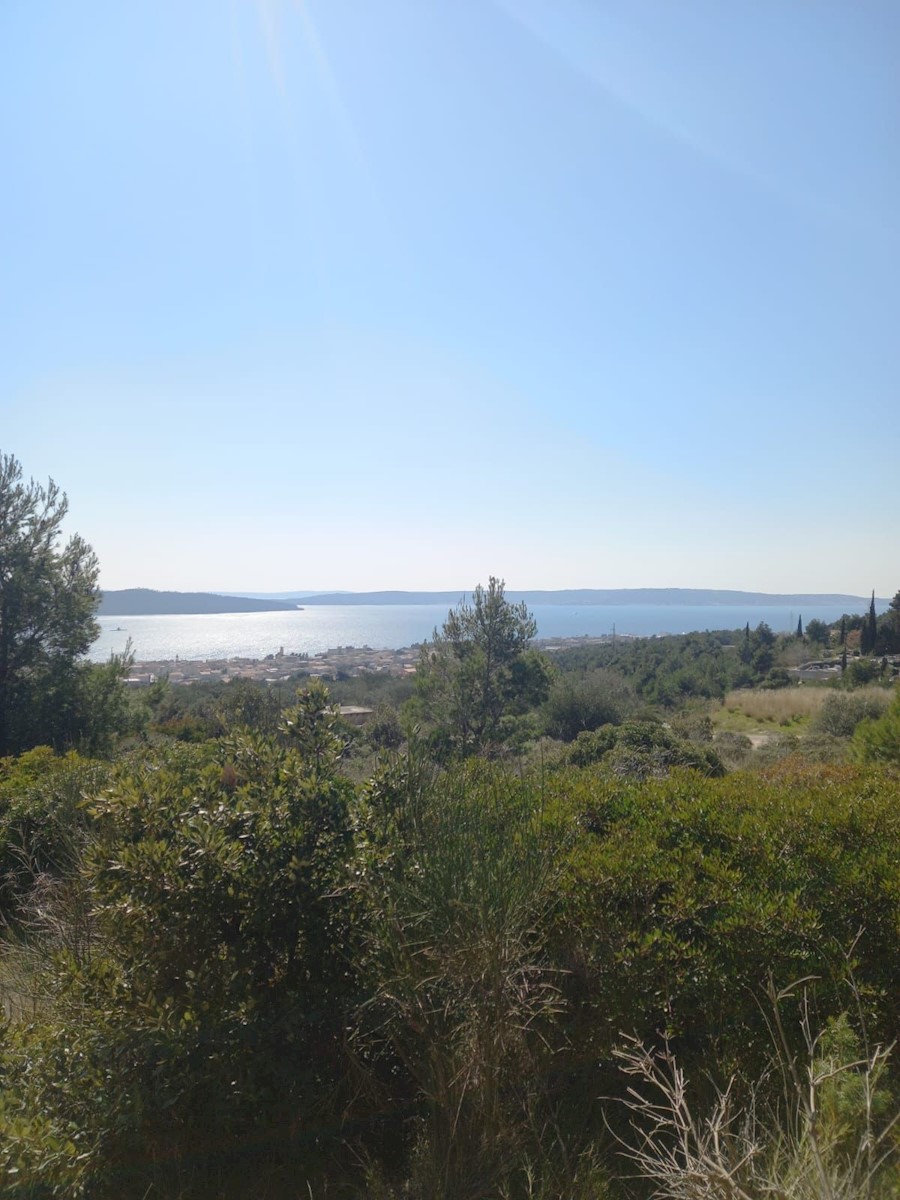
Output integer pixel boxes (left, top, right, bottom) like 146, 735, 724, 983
122, 634, 625, 686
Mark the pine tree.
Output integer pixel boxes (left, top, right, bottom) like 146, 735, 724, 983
0, 452, 101, 754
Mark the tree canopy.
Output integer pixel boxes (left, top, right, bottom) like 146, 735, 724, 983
0, 452, 101, 754
416, 577, 550, 755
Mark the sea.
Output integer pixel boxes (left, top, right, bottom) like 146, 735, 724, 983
87, 601, 879, 664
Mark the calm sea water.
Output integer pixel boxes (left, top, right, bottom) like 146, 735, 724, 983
88, 602, 874, 664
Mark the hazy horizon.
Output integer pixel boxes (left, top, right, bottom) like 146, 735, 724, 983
105, 584, 889, 605
4, 2, 898, 594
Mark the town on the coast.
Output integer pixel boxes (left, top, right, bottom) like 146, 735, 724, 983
121, 636, 623, 688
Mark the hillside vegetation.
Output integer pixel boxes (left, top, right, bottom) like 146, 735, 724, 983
1, 459, 898, 1198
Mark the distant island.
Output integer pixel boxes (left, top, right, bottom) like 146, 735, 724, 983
98, 587, 885, 617
288, 588, 882, 608
98, 589, 301, 616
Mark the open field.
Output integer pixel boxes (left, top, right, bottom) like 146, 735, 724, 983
715, 686, 832, 731
714, 684, 892, 734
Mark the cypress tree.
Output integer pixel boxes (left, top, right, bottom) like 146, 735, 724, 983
861, 591, 878, 655
796, 615, 803, 638
739, 621, 752, 664
839, 616, 847, 645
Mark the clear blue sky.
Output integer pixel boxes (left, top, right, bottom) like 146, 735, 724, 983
2, 1, 898, 595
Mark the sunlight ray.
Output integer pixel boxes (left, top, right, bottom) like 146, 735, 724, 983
491, 0, 879, 238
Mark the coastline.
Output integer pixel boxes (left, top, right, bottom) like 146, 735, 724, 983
122, 634, 623, 686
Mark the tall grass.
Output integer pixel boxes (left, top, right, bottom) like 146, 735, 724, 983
721, 687, 892, 732
356, 750, 568, 1198
613, 983, 899, 1200
722, 688, 831, 725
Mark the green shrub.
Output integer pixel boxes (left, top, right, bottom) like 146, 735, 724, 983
543, 760, 900, 1092
541, 669, 636, 741
844, 658, 882, 687
0, 747, 110, 928
558, 721, 724, 777
614, 1005, 899, 1200
1, 727, 360, 1197
814, 689, 891, 737
354, 752, 567, 1197
367, 703, 404, 750
563, 725, 619, 767
854, 689, 900, 763
712, 730, 753, 766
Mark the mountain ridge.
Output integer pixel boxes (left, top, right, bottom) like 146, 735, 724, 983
98, 589, 300, 615
288, 588, 882, 607
98, 587, 885, 614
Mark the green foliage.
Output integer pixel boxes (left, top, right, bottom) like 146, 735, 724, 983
215, 677, 283, 735
551, 629, 759, 707
844, 657, 883, 687
0, 1018, 101, 1198
805, 617, 831, 647
367, 702, 404, 750
0, 453, 112, 756
563, 725, 619, 767
614, 1001, 899, 1200
813, 689, 891, 738
1, 730, 359, 1196
327, 670, 415, 710
355, 752, 566, 1197
853, 688, 900, 763
859, 591, 879, 655
543, 760, 900, 1090
876, 590, 900, 654
2, 653, 899, 1199
540, 668, 637, 741
0, 747, 110, 928
279, 676, 348, 773
711, 729, 754, 767
558, 719, 725, 778
416, 578, 550, 756
759, 665, 793, 689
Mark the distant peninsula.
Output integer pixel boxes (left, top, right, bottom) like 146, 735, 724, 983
289, 588, 879, 608
99, 587, 884, 617
98, 589, 300, 616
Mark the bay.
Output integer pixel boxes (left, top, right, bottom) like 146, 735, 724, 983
87, 601, 874, 664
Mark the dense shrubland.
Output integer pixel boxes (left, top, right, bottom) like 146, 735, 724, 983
1, 714, 898, 1197
1, 459, 897, 1197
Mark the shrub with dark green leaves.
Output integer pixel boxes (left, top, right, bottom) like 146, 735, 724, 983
541, 669, 637, 741
854, 688, 900, 763
544, 760, 900, 1096
0, 747, 110, 927
1, 728, 360, 1198
558, 720, 725, 778
367, 702, 404, 751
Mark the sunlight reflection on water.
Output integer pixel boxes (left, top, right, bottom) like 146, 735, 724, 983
88, 603, 863, 663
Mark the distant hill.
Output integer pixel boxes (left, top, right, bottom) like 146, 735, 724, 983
98, 590, 300, 615
289, 588, 880, 608
216, 590, 345, 600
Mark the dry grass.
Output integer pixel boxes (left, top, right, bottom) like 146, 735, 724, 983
720, 686, 892, 731
611, 982, 900, 1200
720, 687, 830, 727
